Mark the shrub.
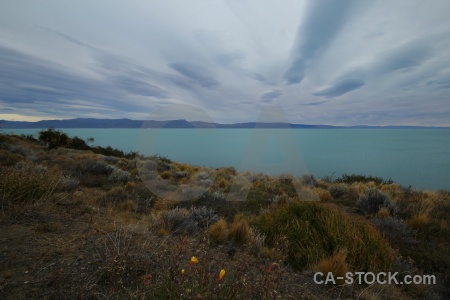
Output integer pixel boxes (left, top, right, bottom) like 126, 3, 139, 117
210, 219, 229, 244
0, 149, 24, 166
316, 188, 333, 202
408, 214, 429, 229
108, 167, 131, 183
359, 188, 395, 214
228, 216, 251, 245
8, 145, 29, 156
160, 206, 219, 235
371, 216, 416, 246
160, 170, 172, 180
161, 207, 198, 235
175, 171, 188, 178
195, 172, 209, 180
253, 202, 394, 272
78, 159, 114, 175
299, 174, 317, 186
278, 173, 294, 185
328, 184, 349, 199
190, 206, 220, 228
336, 173, 394, 185
38, 128, 69, 149
0, 162, 62, 207
60, 175, 80, 192
68, 136, 90, 150
0, 134, 8, 148
377, 207, 390, 218
207, 192, 227, 203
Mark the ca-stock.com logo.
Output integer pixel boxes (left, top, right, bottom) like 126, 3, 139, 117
136, 104, 319, 202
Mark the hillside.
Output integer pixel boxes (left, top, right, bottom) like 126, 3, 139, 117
0, 130, 449, 299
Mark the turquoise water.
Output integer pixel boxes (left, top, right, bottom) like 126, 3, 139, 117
3, 128, 450, 191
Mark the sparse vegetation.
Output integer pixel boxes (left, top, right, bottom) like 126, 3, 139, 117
0, 130, 449, 299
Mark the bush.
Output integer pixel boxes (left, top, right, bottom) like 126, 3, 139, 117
0, 149, 24, 166
0, 162, 62, 206
160, 206, 219, 235
38, 128, 70, 149
60, 175, 80, 192
336, 173, 394, 185
210, 219, 229, 244
299, 174, 317, 186
108, 167, 131, 183
253, 202, 394, 272
190, 206, 220, 228
328, 184, 349, 199
371, 216, 416, 246
160, 171, 172, 180
68, 136, 90, 150
228, 216, 251, 245
78, 159, 114, 175
359, 188, 395, 214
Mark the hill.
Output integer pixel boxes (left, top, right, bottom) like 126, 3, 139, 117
0, 130, 449, 299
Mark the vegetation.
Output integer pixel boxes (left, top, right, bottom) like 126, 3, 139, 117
37, 127, 137, 158
0, 130, 449, 299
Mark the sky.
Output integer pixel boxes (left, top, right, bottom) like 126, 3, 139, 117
1, 0, 450, 126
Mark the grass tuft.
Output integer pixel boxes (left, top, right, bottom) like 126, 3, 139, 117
311, 249, 350, 285
253, 202, 394, 272
210, 219, 229, 244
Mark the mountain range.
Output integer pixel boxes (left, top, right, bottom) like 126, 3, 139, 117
0, 118, 447, 129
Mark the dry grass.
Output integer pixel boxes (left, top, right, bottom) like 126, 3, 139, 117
377, 207, 390, 218
407, 213, 429, 229
316, 188, 333, 202
228, 216, 251, 245
159, 170, 171, 180
210, 219, 229, 244
311, 249, 350, 285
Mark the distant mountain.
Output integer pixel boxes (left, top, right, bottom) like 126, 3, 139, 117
0, 118, 447, 129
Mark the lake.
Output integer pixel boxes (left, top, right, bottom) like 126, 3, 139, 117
3, 128, 450, 191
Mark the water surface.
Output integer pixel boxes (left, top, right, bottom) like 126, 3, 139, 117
4, 128, 450, 190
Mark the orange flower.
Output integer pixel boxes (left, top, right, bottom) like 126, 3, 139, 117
218, 269, 226, 282
190, 256, 199, 264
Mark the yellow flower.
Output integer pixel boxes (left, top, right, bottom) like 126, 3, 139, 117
218, 269, 226, 282
181, 269, 185, 275
190, 256, 199, 264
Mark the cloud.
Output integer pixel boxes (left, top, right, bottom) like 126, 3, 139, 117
313, 79, 365, 98
39, 26, 95, 50
1, 0, 450, 126
284, 0, 357, 85
375, 41, 432, 74
169, 63, 220, 88
260, 89, 283, 102
0, 45, 146, 115
112, 75, 169, 98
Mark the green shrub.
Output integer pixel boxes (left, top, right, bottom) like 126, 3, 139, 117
359, 188, 395, 214
328, 184, 349, 198
68, 136, 90, 150
38, 128, 69, 149
336, 173, 394, 185
253, 202, 394, 272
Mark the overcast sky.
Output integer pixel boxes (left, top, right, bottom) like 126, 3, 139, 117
1, 0, 450, 126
